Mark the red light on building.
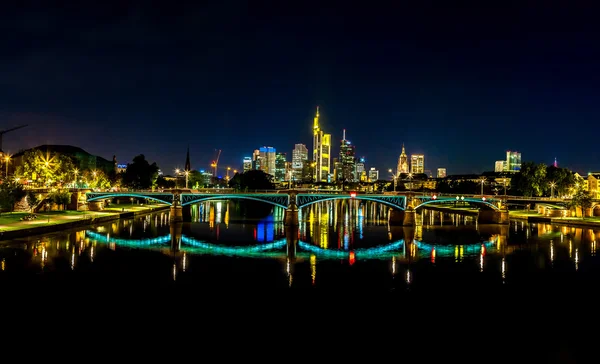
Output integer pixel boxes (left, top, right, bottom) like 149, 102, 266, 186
350, 192, 357, 198
432, 195, 437, 199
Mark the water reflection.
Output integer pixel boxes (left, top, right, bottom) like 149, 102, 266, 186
1, 201, 600, 292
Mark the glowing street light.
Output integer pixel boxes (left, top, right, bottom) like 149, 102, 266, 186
479, 177, 486, 195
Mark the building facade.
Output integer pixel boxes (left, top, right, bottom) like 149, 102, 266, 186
312, 107, 331, 182
437, 168, 446, 178
291, 144, 308, 180
410, 154, 424, 174
253, 146, 276, 175
505, 151, 521, 172
275, 152, 287, 181
339, 129, 356, 182
368, 168, 379, 181
243, 157, 252, 172
495, 160, 505, 172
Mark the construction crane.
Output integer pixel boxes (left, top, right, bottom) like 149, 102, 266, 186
210, 149, 221, 177
0, 125, 27, 152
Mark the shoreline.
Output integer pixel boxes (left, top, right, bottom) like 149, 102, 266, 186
509, 212, 600, 228
0, 205, 170, 241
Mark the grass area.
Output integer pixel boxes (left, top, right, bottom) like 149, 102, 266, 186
0, 203, 168, 232
0, 210, 117, 232
102, 203, 168, 212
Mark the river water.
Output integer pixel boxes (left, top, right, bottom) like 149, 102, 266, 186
1, 200, 598, 296
3, 200, 597, 358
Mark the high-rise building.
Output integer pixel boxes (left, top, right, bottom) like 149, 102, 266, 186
275, 152, 287, 181
291, 144, 308, 180
356, 157, 366, 181
506, 151, 521, 172
258, 147, 277, 176
495, 160, 505, 172
437, 168, 447, 178
312, 106, 331, 182
339, 129, 356, 182
368, 167, 379, 181
410, 155, 424, 174
252, 149, 262, 171
243, 157, 252, 172
397, 144, 409, 175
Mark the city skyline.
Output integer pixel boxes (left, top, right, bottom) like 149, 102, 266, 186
1, 3, 599, 175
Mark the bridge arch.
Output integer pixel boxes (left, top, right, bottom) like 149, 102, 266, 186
414, 197, 500, 211
297, 240, 405, 259
297, 195, 405, 211
86, 193, 173, 205
180, 194, 289, 209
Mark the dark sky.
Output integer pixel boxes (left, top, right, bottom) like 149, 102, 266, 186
1, 1, 599, 176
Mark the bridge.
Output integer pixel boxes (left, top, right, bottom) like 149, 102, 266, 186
86, 190, 508, 225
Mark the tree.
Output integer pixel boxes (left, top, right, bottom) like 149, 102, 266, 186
512, 162, 547, 197
545, 166, 576, 197
156, 175, 176, 189
26, 191, 39, 212
48, 189, 72, 210
570, 186, 592, 218
122, 155, 159, 190
15, 149, 77, 187
229, 170, 274, 191
0, 180, 26, 213
83, 169, 111, 189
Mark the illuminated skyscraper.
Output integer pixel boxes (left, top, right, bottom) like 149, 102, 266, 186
292, 144, 308, 180
253, 146, 276, 175
397, 144, 409, 175
312, 106, 331, 182
275, 152, 287, 181
505, 151, 521, 172
339, 129, 356, 182
495, 160, 505, 172
410, 155, 424, 174
437, 168, 446, 178
243, 157, 252, 172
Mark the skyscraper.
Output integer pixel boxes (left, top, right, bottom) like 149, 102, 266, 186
437, 168, 447, 178
410, 155, 424, 174
495, 160, 505, 172
258, 146, 276, 175
292, 144, 308, 180
243, 157, 252, 172
505, 151, 521, 172
397, 144, 409, 175
312, 106, 331, 182
275, 152, 287, 181
339, 129, 356, 182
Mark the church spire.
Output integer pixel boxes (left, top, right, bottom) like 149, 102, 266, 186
185, 146, 191, 171
401, 143, 406, 155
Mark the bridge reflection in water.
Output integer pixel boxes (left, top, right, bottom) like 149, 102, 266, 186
7, 199, 599, 290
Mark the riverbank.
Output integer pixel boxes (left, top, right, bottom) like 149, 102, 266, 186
0, 203, 170, 241
420, 205, 479, 215
509, 210, 600, 228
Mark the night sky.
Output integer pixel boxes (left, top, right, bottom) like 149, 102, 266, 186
1, 2, 599, 176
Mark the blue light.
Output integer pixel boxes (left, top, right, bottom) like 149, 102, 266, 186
181, 236, 286, 256
85, 231, 171, 247
200, 169, 205, 173
298, 240, 404, 259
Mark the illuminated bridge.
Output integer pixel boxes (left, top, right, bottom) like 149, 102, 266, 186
84, 230, 498, 260
86, 191, 504, 211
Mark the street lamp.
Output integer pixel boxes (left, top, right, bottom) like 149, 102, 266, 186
4, 155, 10, 177
550, 181, 556, 199
407, 173, 413, 192
503, 178, 507, 197
184, 170, 189, 189
73, 168, 79, 188
479, 177, 486, 195
174, 168, 180, 188
388, 169, 397, 192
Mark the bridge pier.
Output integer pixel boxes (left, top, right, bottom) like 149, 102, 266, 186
88, 200, 104, 211
170, 190, 183, 222
170, 221, 183, 252
388, 208, 415, 226
285, 193, 299, 226
478, 210, 509, 224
